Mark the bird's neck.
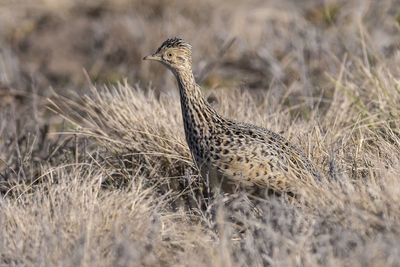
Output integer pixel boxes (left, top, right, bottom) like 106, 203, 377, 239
175, 67, 203, 107
174, 67, 222, 154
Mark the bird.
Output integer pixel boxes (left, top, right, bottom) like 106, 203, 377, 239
143, 37, 321, 195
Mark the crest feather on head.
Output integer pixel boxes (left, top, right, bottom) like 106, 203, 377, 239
156, 37, 192, 53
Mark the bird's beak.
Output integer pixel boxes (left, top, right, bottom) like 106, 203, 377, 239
143, 54, 161, 61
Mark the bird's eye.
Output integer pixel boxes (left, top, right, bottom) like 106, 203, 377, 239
167, 53, 173, 58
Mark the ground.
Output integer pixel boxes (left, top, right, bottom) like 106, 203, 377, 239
1, 0, 400, 266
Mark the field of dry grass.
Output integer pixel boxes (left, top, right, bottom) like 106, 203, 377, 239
1, 0, 400, 266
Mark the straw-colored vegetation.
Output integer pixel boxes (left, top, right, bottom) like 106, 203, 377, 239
1, 0, 400, 266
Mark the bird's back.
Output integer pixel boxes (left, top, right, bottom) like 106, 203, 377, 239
194, 119, 321, 194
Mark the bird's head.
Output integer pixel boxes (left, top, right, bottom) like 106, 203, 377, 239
143, 37, 192, 72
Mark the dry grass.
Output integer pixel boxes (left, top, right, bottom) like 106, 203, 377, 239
1, 0, 400, 266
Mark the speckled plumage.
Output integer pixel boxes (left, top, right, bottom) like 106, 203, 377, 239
144, 37, 321, 193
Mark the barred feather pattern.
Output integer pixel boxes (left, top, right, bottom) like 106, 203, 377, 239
145, 38, 321, 194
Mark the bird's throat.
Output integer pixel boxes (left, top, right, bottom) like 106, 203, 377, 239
174, 68, 219, 161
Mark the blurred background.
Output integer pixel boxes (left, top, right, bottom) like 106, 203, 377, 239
1, 0, 398, 93
0, 0, 399, 176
